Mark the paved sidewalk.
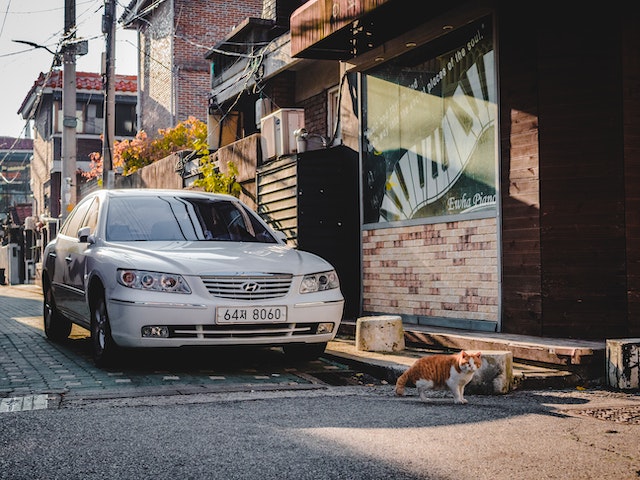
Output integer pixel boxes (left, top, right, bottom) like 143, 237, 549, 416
0, 284, 142, 397
1, 283, 601, 400
0, 285, 326, 401
324, 337, 593, 391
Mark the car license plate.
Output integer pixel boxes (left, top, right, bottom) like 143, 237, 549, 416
216, 306, 287, 324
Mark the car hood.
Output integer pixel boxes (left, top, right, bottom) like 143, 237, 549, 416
96, 241, 334, 276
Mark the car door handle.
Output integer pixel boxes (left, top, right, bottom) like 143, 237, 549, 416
65, 256, 72, 263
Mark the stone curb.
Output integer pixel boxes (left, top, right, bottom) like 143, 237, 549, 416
325, 345, 512, 394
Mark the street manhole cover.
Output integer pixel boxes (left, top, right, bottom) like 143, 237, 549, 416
572, 405, 640, 425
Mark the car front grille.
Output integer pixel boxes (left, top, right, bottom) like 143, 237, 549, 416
201, 273, 292, 300
169, 323, 318, 339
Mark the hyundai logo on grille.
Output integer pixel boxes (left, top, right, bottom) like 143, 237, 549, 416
241, 282, 261, 292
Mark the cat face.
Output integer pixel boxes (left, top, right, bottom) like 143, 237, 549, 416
458, 351, 482, 373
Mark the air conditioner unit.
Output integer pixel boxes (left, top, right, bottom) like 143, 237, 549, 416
260, 108, 305, 161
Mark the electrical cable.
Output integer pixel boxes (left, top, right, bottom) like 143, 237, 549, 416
0, 0, 12, 41
117, 0, 167, 26
121, 38, 171, 71
0, 31, 66, 179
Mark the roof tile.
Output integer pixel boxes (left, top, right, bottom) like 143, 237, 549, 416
36, 70, 137, 93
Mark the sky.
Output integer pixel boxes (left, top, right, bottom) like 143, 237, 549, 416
0, 0, 138, 138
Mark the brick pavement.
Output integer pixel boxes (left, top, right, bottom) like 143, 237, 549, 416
0, 285, 326, 403
0, 284, 138, 397
0, 283, 604, 410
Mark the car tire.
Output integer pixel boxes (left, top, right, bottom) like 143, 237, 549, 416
43, 283, 72, 341
283, 342, 327, 361
91, 292, 118, 367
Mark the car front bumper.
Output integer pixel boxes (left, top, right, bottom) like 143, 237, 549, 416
106, 294, 345, 348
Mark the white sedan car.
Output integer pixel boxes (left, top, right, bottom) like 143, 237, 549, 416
42, 189, 344, 366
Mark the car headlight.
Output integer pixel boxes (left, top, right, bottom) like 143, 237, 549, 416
300, 270, 340, 294
117, 269, 191, 293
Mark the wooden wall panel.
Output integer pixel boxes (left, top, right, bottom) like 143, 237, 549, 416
497, 6, 543, 335
537, 11, 626, 338
623, 12, 640, 337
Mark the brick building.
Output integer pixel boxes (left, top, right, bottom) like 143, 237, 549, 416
120, 0, 263, 137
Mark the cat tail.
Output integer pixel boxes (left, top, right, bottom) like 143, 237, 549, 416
395, 369, 410, 396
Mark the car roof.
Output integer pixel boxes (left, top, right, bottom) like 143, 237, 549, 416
89, 188, 238, 201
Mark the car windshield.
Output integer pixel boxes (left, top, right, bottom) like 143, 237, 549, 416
105, 195, 278, 243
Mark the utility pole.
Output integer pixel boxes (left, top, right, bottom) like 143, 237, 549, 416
101, 0, 116, 189
61, 0, 77, 218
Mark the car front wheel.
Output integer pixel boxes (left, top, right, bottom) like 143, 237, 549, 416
43, 284, 71, 341
91, 292, 117, 367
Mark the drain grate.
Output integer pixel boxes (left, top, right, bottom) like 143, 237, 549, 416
572, 405, 640, 425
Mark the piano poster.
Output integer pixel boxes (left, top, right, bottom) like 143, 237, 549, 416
362, 16, 497, 224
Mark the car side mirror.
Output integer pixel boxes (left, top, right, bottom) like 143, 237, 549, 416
274, 230, 287, 243
77, 226, 91, 243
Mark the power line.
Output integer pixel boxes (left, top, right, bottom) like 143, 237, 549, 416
2, 0, 95, 15
121, 38, 171, 71
0, 0, 12, 41
0, 35, 65, 174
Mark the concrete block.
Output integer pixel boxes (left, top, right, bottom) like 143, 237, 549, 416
466, 350, 513, 395
356, 315, 405, 353
606, 339, 640, 390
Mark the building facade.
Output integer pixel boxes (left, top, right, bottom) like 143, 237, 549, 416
18, 71, 137, 220
0, 137, 33, 217
203, 0, 639, 340
120, 0, 263, 137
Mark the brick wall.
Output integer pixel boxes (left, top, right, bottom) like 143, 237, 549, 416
262, 0, 304, 26
300, 91, 327, 136
175, 70, 209, 123
362, 218, 499, 323
266, 71, 297, 109
140, 0, 262, 135
139, 0, 174, 135
173, 0, 262, 124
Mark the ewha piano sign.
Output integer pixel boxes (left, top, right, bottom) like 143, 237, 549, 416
362, 16, 497, 224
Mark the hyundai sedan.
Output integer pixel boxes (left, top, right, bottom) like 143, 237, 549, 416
42, 189, 344, 366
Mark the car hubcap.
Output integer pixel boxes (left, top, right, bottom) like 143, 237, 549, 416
44, 293, 52, 330
94, 304, 106, 352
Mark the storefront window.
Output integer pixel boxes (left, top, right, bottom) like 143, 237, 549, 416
362, 16, 497, 224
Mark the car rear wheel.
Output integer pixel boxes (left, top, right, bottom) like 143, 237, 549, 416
43, 284, 72, 341
91, 292, 117, 367
283, 342, 327, 361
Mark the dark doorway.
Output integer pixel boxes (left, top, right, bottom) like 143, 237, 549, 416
296, 146, 361, 320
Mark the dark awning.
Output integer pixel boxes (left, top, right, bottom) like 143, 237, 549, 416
290, 0, 468, 60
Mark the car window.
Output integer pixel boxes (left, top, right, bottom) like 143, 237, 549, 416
83, 198, 100, 233
59, 197, 95, 238
106, 196, 190, 241
105, 195, 277, 243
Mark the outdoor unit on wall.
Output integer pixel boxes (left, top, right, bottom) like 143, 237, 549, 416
260, 108, 305, 162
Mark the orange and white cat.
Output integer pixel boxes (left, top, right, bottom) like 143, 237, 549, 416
395, 351, 482, 404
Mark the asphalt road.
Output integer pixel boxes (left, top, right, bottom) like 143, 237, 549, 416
1, 285, 640, 479
1, 386, 640, 480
